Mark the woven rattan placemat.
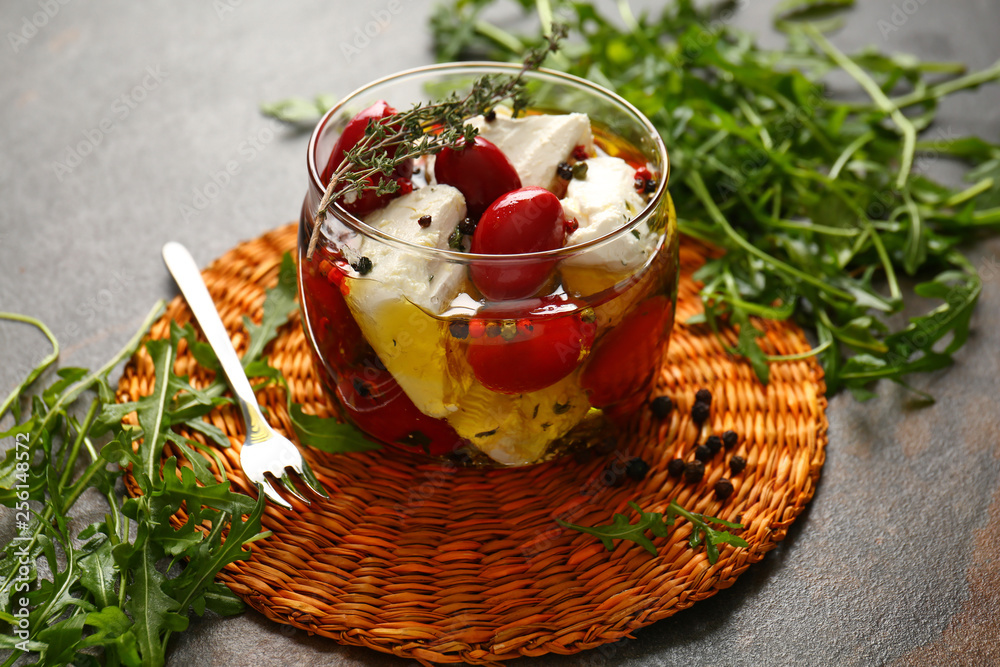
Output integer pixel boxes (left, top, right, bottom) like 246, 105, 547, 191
117, 223, 827, 665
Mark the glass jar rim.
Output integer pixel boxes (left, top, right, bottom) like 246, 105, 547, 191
307, 61, 670, 262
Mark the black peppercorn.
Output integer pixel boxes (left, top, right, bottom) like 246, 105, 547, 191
351, 256, 373, 275
352, 377, 371, 398
722, 430, 739, 450
625, 458, 650, 481
458, 217, 478, 235
684, 460, 705, 483
714, 478, 734, 500
418, 214, 432, 228
695, 388, 712, 406
556, 161, 574, 180
485, 108, 497, 122
485, 321, 501, 338
650, 396, 673, 419
449, 320, 469, 339
705, 435, 722, 455
694, 444, 712, 462
691, 401, 710, 424
667, 458, 685, 478
643, 178, 658, 194
729, 455, 747, 475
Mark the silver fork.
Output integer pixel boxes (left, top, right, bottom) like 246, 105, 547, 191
162, 241, 328, 510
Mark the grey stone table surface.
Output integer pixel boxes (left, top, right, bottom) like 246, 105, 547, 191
2, 1, 1000, 665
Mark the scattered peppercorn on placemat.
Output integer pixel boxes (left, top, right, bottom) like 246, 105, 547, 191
117, 223, 827, 666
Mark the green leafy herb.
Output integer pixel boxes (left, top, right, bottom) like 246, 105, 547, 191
558, 500, 748, 563
427, 0, 1000, 400
0, 252, 369, 664
260, 94, 339, 131
242, 252, 298, 367
0, 304, 272, 667
288, 403, 379, 454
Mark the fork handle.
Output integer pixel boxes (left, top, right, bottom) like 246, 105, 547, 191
161, 242, 272, 440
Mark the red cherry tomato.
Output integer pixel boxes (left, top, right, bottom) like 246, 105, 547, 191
434, 136, 521, 219
335, 363, 464, 456
299, 246, 369, 369
470, 187, 565, 300
466, 295, 596, 394
580, 295, 673, 408
320, 100, 413, 218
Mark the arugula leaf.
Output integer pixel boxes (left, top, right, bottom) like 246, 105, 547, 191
118, 524, 189, 665
558, 502, 669, 555
425, 0, 1000, 400
665, 501, 749, 565
154, 458, 256, 519
242, 252, 298, 367
163, 494, 268, 627
33, 613, 86, 666
558, 500, 746, 563
289, 403, 380, 453
260, 94, 338, 130
135, 338, 176, 489
80, 606, 142, 666
78, 533, 118, 610
0, 297, 272, 665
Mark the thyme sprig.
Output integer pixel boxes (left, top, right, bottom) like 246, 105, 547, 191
303, 26, 566, 259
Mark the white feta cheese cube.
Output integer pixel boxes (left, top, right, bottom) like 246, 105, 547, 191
561, 156, 654, 272
341, 185, 472, 418
356, 184, 467, 313
466, 112, 594, 190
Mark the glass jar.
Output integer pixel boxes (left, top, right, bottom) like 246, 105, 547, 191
298, 63, 677, 466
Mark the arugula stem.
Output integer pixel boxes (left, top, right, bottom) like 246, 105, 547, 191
864, 216, 903, 301
0, 312, 59, 420
736, 97, 773, 150
972, 208, 1000, 225
942, 178, 994, 208
0, 303, 163, 601
903, 191, 923, 273
474, 20, 524, 53
892, 59, 1000, 109
817, 308, 889, 354
82, 430, 129, 555
766, 339, 832, 362
26, 302, 165, 450
687, 171, 854, 301
62, 457, 108, 509
759, 215, 861, 238
829, 131, 874, 180
804, 25, 916, 191
58, 397, 100, 490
